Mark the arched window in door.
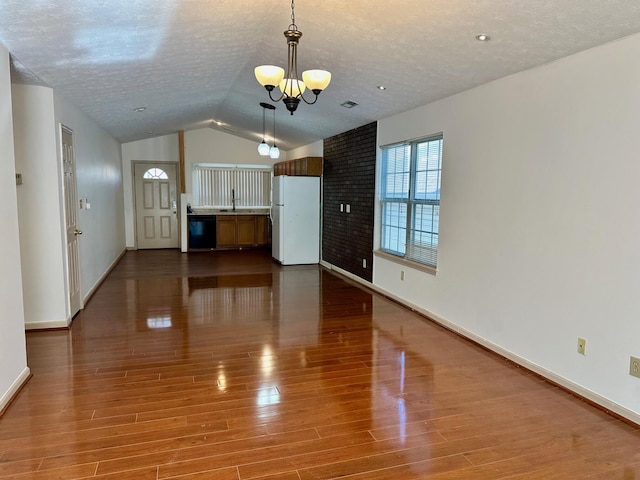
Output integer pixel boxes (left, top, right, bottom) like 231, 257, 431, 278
143, 168, 169, 179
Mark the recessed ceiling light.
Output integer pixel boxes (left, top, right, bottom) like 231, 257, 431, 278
377, 85, 386, 90
133, 106, 147, 112
341, 100, 358, 109
475, 34, 491, 42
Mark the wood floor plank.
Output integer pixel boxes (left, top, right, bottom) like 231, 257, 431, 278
0, 249, 637, 480
1, 419, 230, 463
96, 428, 320, 476
297, 453, 472, 480
241, 472, 299, 480
157, 431, 375, 479
0, 412, 138, 441
78, 466, 159, 480
1, 463, 98, 480
0, 457, 42, 477
0, 416, 189, 452
163, 468, 240, 480
39, 424, 275, 471
236, 431, 445, 479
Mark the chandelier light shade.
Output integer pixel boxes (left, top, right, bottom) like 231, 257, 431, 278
255, 66, 285, 89
257, 102, 273, 156
254, 0, 331, 115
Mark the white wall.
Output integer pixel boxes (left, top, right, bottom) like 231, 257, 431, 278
0, 44, 30, 412
373, 33, 640, 421
12, 85, 67, 327
12, 86, 125, 329
184, 128, 278, 194
53, 93, 125, 307
287, 140, 323, 160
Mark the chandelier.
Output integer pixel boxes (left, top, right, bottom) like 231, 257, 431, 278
254, 0, 331, 115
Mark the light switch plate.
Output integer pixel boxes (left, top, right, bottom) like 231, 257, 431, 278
577, 337, 587, 355
630, 356, 640, 378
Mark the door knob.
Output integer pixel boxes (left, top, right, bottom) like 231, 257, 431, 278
74, 229, 83, 235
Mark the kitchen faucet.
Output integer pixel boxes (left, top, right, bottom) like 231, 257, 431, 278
232, 188, 236, 211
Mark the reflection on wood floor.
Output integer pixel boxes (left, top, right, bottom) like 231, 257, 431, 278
1, 249, 639, 479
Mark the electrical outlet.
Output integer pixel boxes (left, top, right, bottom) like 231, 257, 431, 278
400, 270, 405, 281
362, 259, 366, 268
630, 356, 640, 378
346, 204, 351, 213
577, 337, 587, 355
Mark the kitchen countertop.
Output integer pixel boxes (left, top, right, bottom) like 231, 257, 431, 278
189, 208, 270, 216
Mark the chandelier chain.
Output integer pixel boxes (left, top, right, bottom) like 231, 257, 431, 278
289, 0, 297, 30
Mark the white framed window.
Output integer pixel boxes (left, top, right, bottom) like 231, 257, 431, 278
143, 167, 168, 179
192, 164, 272, 208
379, 134, 443, 268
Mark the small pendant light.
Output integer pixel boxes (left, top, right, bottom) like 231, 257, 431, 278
257, 103, 271, 156
269, 105, 280, 159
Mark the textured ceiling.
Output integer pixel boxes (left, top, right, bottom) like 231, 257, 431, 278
2, 0, 640, 150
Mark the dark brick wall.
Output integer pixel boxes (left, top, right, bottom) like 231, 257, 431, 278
322, 122, 377, 282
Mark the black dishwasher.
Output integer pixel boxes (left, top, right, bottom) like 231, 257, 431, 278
188, 215, 217, 249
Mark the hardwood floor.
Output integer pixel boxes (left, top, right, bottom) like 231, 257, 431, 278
1, 249, 639, 479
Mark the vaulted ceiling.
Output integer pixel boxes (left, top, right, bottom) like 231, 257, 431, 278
2, 0, 640, 150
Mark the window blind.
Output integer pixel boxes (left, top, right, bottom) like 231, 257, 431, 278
193, 165, 271, 208
380, 135, 443, 268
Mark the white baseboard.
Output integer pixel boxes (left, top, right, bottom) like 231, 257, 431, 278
25, 319, 70, 330
320, 261, 366, 285
83, 248, 126, 305
321, 261, 640, 426
0, 367, 31, 413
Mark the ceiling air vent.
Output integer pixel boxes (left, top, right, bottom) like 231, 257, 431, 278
340, 100, 358, 109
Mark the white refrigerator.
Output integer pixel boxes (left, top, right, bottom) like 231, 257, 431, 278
272, 176, 320, 265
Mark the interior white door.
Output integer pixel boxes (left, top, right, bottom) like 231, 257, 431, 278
61, 126, 82, 317
134, 163, 179, 249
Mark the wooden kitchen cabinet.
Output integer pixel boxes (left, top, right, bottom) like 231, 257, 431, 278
237, 216, 257, 246
216, 215, 269, 249
255, 215, 269, 245
273, 156, 322, 177
216, 216, 238, 247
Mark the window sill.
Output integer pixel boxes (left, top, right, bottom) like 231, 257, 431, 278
374, 250, 437, 276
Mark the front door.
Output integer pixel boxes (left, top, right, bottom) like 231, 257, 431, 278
62, 126, 83, 316
134, 162, 179, 249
